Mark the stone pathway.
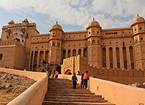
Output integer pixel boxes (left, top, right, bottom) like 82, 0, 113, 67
42, 78, 115, 105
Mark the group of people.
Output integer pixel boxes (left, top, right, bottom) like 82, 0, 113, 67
42, 69, 59, 78
72, 71, 90, 89
50, 70, 59, 78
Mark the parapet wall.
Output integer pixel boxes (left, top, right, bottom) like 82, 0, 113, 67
0, 68, 48, 105
58, 74, 145, 105
61, 55, 145, 84
0, 40, 24, 50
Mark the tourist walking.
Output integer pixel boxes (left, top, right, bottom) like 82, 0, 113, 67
51, 70, 55, 78
72, 73, 78, 89
83, 71, 89, 89
55, 70, 59, 78
80, 73, 84, 88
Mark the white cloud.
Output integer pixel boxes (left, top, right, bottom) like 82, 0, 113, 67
0, 0, 145, 30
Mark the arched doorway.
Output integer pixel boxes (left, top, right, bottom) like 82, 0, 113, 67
64, 69, 72, 75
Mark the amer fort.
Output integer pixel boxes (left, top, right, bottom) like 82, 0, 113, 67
0, 15, 145, 105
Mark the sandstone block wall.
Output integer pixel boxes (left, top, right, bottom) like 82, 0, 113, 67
0, 40, 25, 69
61, 55, 145, 84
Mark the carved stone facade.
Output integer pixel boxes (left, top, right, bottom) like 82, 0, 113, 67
0, 15, 145, 70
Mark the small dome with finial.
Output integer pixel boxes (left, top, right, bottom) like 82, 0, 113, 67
23, 18, 29, 23
8, 20, 15, 25
132, 14, 145, 25
50, 21, 63, 32
87, 18, 100, 29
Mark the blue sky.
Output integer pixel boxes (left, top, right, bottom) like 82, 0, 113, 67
0, 0, 145, 36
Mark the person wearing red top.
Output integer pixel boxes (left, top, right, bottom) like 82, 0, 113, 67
83, 71, 89, 89
77, 71, 81, 75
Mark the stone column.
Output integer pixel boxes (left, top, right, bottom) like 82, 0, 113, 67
106, 47, 110, 68
113, 47, 117, 68
32, 51, 35, 71
126, 46, 131, 69
43, 50, 46, 61
37, 51, 40, 69
76, 49, 78, 56
71, 50, 73, 57
119, 46, 124, 69
81, 48, 84, 57
28, 51, 32, 70
66, 49, 68, 58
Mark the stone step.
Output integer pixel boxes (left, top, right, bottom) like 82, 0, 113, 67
45, 93, 96, 97
44, 96, 104, 100
46, 91, 94, 95
42, 78, 115, 105
45, 94, 102, 98
42, 101, 115, 105
44, 98, 108, 102
47, 90, 91, 94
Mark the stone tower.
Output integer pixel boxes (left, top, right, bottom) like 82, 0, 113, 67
86, 18, 102, 67
131, 14, 145, 69
49, 21, 63, 65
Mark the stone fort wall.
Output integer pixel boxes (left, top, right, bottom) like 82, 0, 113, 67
0, 40, 25, 69
61, 55, 145, 84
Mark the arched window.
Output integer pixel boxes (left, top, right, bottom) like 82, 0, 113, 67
116, 47, 120, 68
0, 54, 3, 60
109, 47, 113, 68
129, 46, 134, 69
97, 40, 100, 44
45, 50, 49, 62
68, 50, 71, 58
78, 49, 81, 56
73, 49, 76, 56
140, 37, 143, 41
102, 48, 106, 67
123, 47, 127, 69
92, 40, 95, 44
63, 50, 66, 59
52, 42, 55, 46
34, 51, 38, 71
83, 48, 87, 57
40, 51, 44, 61
57, 42, 60, 47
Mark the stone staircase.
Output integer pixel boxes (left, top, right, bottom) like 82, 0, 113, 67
42, 78, 115, 105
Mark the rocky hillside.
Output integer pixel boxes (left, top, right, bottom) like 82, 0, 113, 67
0, 71, 36, 105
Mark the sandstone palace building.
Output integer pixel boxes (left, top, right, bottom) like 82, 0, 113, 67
0, 15, 145, 71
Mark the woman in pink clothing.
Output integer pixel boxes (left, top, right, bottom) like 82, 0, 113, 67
83, 71, 89, 89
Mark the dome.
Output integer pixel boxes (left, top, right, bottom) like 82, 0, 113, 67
132, 14, 145, 25
50, 21, 63, 32
87, 18, 100, 29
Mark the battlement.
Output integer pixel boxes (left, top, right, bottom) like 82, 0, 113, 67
61, 55, 145, 84
2, 22, 36, 30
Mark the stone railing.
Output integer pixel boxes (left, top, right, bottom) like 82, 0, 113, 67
58, 74, 145, 105
0, 68, 48, 105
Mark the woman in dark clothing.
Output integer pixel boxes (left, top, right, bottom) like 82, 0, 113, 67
80, 73, 84, 88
